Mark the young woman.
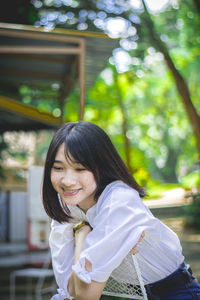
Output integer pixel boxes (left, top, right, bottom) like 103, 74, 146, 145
42, 121, 200, 300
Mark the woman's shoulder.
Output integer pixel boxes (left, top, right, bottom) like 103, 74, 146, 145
97, 180, 140, 209
104, 180, 139, 195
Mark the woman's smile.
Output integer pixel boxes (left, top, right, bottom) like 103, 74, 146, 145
62, 188, 81, 197
51, 143, 97, 212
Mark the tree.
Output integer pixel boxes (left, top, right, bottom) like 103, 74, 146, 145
27, 0, 200, 162
0, 0, 37, 24
86, 62, 195, 183
112, 67, 133, 172
1, 0, 199, 182
141, 0, 200, 162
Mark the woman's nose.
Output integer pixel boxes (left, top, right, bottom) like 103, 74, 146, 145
61, 170, 76, 186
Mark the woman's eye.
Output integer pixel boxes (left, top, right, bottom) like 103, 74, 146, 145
76, 168, 86, 171
52, 166, 63, 171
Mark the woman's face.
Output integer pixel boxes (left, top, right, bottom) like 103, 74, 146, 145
50, 143, 97, 213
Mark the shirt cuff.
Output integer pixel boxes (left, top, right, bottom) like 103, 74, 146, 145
72, 254, 112, 283
51, 288, 73, 300
72, 256, 92, 283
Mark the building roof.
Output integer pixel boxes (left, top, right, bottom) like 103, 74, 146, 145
0, 22, 119, 132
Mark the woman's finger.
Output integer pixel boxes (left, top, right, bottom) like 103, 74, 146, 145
130, 231, 145, 254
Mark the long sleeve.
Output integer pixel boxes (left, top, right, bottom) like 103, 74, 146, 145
50, 180, 184, 292
72, 182, 156, 283
49, 219, 74, 299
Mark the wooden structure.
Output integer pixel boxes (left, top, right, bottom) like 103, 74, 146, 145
0, 22, 119, 132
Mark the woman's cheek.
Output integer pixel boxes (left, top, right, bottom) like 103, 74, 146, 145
51, 173, 59, 189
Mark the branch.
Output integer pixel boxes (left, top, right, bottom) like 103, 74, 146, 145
192, 0, 200, 15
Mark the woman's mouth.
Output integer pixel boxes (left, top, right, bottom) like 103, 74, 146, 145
62, 189, 80, 196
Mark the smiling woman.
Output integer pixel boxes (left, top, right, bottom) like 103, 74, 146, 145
42, 121, 200, 300
50, 143, 97, 212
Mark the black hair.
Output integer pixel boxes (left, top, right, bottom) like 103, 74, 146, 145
42, 121, 145, 223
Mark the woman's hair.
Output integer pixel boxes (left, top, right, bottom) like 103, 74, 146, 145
42, 121, 145, 223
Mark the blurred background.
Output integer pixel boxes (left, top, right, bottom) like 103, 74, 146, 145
0, 0, 200, 299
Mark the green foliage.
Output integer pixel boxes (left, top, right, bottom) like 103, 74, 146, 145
0, 0, 199, 192
184, 192, 200, 230
180, 170, 200, 190
145, 181, 182, 200
84, 61, 197, 185
0, 135, 9, 179
19, 85, 61, 115
63, 88, 82, 122
34, 132, 55, 164
0, 134, 29, 181
8, 149, 27, 162
0, 0, 38, 24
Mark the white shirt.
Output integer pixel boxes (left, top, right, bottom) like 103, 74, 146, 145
49, 180, 184, 300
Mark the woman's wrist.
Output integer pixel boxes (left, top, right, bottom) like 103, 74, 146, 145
73, 222, 92, 262
74, 224, 92, 240
73, 221, 92, 234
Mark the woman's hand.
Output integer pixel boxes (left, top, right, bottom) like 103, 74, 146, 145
130, 231, 145, 254
68, 223, 106, 300
74, 223, 92, 246
68, 223, 92, 296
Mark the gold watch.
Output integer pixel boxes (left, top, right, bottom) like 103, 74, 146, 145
73, 221, 92, 233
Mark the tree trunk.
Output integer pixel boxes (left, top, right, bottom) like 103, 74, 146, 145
161, 49, 200, 158
113, 74, 133, 173
142, 0, 200, 161
193, 0, 200, 14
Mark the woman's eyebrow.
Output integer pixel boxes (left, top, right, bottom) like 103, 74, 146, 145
53, 160, 62, 163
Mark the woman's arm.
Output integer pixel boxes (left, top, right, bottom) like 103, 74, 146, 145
68, 224, 107, 300
71, 187, 153, 287
68, 225, 144, 300
49, 220, 75, 299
